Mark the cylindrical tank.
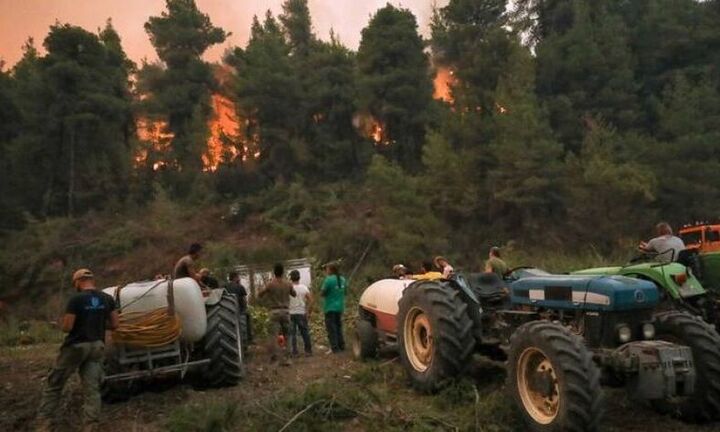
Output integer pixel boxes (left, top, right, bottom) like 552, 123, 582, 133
359, 279, 411, 333
103, 278, 207, 343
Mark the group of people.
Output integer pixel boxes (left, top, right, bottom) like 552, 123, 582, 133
35, 221, 682, 431
255, 262, 347, 364
391, 250, 508, 280
170, 243, 349, 363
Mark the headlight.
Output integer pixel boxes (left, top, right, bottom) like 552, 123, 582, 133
617, 324, 632, 343
642, 323, 655, 340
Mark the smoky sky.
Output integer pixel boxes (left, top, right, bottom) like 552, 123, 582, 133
0, 0, 448, 67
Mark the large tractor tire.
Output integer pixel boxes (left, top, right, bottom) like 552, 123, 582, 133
507, 321, 604, 432
203, 293, 244, 387
352, 319, 378, 361
397, 281, 475, 393
652, 311, 720, 422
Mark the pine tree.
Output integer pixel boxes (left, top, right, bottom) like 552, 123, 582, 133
535, 1, 640, 148
141, 0, 227, 191
564, 122, 657, 250
357, 5, 434, 169
486, 39, 565, 239
226, 12, 302, 182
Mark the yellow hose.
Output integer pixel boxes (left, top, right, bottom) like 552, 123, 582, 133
112, 308, 182, 348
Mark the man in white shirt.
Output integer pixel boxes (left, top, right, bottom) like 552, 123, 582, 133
639, 222, 686, 263
288, 270, 313, 356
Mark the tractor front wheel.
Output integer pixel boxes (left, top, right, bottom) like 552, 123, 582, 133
352, 319, 378, 361
397, 281, 475, 393
508, 321, 603, 432
652, 311, 720, 422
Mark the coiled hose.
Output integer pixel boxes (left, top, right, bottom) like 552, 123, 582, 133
112, 307, 182, 348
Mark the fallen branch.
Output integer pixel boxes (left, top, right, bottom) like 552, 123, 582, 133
278, 399, 326, 432
379, 356, 398, 367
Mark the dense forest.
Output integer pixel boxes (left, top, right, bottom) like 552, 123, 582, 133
1, 0, 720, 307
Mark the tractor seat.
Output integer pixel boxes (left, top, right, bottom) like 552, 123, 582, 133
468, 272, 508, 302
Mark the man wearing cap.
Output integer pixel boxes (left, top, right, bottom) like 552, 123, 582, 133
36, 268, 119, 432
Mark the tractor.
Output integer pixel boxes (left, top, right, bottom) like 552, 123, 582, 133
101, 278, 244, 400
353, 270, 720, 431
573, 248, 720, 327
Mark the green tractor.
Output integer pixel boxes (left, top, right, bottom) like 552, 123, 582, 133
573, 250, 720, 326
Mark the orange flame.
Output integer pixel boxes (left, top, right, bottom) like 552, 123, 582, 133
203, 93, 240, 172
135, 65, 261, 172
433, 67, 455, 103
353, 112, 390, 145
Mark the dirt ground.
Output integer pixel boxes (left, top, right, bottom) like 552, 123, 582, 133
0, 342, 717, 432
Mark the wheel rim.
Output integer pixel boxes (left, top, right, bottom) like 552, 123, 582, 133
517, 347, 560, 425
403, 307, 433, 372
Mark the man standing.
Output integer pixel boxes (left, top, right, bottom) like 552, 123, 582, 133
639, 222, 686, 263
36, 268, 119, 432
225, 271, 252, 346
173, 243, 205, 288
321, 264, 346, 354
258, 263, 296, 365
485, 247, 508, 278
288, 270, 313, 357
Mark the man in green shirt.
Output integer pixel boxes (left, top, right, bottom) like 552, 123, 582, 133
321, 263, 346, 354
485, 247, 508, 278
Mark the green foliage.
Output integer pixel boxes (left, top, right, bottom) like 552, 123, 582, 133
0, 318, 64, 347
564, 122, 657, 250
487, 39, 565, 239
3, 24, 134, 221
363, 155, 448, 266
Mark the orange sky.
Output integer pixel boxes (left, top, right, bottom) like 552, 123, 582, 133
0, 0, 447, 67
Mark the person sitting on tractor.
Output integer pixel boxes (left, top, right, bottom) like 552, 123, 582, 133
485, 246, 508, 278
434, 256, 454, 279
412, 260, 443, 280
173, 243, 207, 289
638, 222, 686, 263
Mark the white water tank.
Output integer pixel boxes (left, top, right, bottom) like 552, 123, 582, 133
103, 278, 207, 343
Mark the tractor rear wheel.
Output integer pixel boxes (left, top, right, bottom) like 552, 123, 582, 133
352, 319, 378, 361
652, 311, 720, 422
203, 293, 244, 387
507, 321, 603, 432
397, 281, 474, 393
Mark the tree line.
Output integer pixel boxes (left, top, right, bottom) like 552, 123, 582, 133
1, 0, 720, 256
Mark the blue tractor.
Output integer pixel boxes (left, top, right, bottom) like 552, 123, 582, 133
355, 268, 720, 431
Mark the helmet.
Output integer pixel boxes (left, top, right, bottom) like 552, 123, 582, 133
72, 268, 94, 286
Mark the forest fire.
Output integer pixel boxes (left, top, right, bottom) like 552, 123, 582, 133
353, 112, 389, 145
202, 93, 240, 172
135, 66, 261, 172
433, 67, 455, 103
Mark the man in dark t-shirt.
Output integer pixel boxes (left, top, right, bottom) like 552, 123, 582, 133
226, 271, 252, 346
37, 268, 119, 431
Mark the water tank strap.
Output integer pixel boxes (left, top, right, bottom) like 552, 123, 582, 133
114, 284, 127, 309
167, 278, 176, 315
